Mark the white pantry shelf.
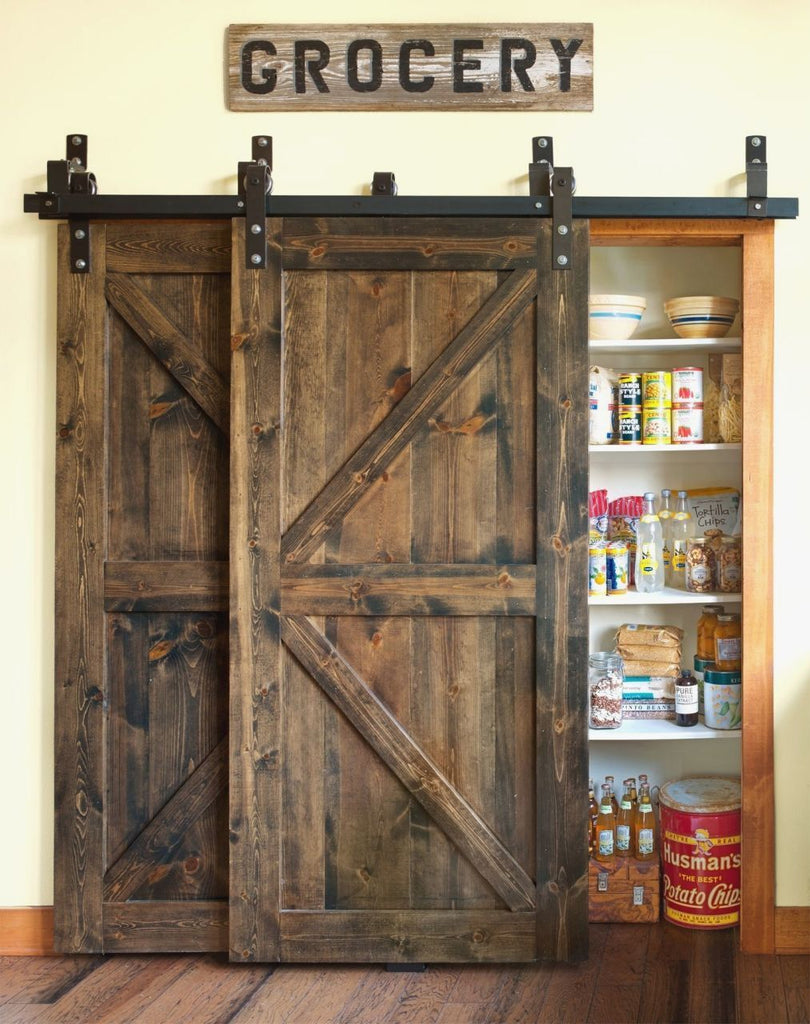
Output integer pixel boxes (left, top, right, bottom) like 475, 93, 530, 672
589, 719, 742, 742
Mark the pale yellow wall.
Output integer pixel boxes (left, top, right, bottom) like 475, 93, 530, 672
1, 0, 807, 907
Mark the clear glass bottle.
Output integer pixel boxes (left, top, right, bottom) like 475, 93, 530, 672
635, 491, 665, 592
595, 783, 616, 863
634, 781, 656, 861
666, 490, 692, 589
675, 668, 700, 727
616, 778, 635, 856
659, 488, 674, 576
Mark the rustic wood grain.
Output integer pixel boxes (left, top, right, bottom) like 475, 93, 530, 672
281, 267, 537, 566
739, 222, 775, 956
282, 218, 539, 270
105, 274, 230, 434
228, 23, 593, 111
102, 903, 227, 953
54, 223, 108, 953
104, 560, 228, 611
229, 219, 283, 962
278, 910, 537, 963
106, 222, 231, 274
281, 615, 536, 914
103, 738, 227, 900
280, 563, 535, 615
534, 219, 590, 962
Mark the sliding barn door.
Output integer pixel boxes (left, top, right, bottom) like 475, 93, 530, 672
54, 222, 232, 952
229, 216, 590, 963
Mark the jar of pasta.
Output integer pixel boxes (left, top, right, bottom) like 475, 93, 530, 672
685, 537, 717, 593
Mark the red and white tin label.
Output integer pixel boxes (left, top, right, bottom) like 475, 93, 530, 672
659, 777, 741, 929
673, 366, 704, 403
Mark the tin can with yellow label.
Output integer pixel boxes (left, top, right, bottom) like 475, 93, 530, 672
642, 406, 672, 444
642, 371, 672, 406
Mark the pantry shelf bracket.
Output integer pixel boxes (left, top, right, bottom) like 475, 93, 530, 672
371, 172, 397, 196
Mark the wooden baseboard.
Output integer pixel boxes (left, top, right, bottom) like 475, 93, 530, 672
775, 906, 810, 954
0, 907, 55, 955
2, 904, 808, 956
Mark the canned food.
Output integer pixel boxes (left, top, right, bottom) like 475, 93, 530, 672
618, 406, 642, 444
618, 372, 642, 407
673, 366, 704, 403
606, 542, 629, 595
672, 403, 704, 444
642, 406, 672, 445
589, 542, 607, 597
642, 371, 672, 406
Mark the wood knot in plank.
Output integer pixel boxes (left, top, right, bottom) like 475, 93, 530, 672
310, 244, 327, 259
472, 930, 488, 944
551, 534, 570, 554
58, 424, 73, 439
231, 332, 249, 351
554, 718, 565, 734
497, 572, 512, 589
251, 422, 264, 436
371, 631, 383, 648
184, 856, 200, 874
349, 579, 368, 602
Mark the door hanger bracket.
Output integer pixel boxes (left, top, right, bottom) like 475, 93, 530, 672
746, 135, 768, 217
371, 172, 398, 196
528, 136, 554, 198
551, 167, 574, 271
238, 136, 273, 269
43, 135, 97, 273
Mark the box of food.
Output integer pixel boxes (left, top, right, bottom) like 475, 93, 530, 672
686, 487, 740, 536
589, 856, 660, 922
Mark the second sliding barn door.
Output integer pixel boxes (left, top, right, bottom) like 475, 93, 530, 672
229, 216, 589, 963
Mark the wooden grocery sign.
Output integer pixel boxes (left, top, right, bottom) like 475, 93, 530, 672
228, 24, 593, 111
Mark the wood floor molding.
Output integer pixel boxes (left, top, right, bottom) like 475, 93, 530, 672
0, 907, 55, 956
2, 905, 808, 957
776, 905, 810, 954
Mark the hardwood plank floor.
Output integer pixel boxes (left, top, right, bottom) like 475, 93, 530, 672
1, 923, 808, 1024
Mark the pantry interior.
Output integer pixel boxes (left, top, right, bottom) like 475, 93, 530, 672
587, 217, 771, 944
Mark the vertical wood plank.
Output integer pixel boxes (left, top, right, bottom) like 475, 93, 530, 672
229, 219, 282, 961
534, 220, 590, 961
54, 223, 108, 953
740, 222, 775, 955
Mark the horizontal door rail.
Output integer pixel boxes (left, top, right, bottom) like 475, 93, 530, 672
24, 193, 799, 221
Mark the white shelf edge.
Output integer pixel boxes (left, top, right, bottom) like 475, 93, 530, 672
589, 588, 741, 606
589, 719, 742, 742
589, 443, 741, 454
589, 336, 741, 352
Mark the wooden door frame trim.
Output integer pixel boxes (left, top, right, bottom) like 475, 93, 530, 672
591, 217, 776, 955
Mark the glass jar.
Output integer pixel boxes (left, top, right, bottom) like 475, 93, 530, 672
685, 537, 717, 593
718, 535, 742, 593
696, 604, 724, 661
588, 652, 623, 729
714, 613, 742, 671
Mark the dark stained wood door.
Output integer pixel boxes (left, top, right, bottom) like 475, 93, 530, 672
54, 222, 232, 952
229, 216, 590, 963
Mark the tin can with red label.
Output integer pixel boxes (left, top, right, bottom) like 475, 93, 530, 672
673, 366, 704, 403
671, 403, 704, 444
659, 777, 741, 929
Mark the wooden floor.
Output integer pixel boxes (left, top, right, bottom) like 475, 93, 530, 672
0, 923, 807, 1024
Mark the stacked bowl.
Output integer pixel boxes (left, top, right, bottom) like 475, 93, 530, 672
664, 295, 739, 339
588, 294, 646, 341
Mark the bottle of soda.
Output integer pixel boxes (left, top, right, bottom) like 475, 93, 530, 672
635, 781, 656, 860
604, 775, 619, 815
666, 489, 692, 589
635, 492, 665, 592
616, 779, 635, 857
588, 778, 599, 857
595, 783, 616, 864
